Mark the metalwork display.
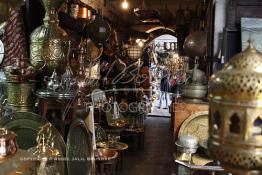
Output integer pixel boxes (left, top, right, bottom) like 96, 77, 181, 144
38, 67, 77, 100
0, 128, 18, 159
28, 123, 64, 175
178, 111, 209, 144
183, 31, 207, 58
208, 40, 262, 175
0, 112, 66, 154
67, 118, 94, 175
30, 0, 68, 72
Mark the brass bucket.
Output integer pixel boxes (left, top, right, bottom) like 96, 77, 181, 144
7, 81, 35, 112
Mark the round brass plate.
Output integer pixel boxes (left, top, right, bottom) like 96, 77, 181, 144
178, 111, 209, 143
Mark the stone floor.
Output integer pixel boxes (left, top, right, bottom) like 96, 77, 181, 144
119, 117, 175, 175
148, 92, 172, 117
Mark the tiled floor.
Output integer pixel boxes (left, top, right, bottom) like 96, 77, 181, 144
119, 117, 175, 175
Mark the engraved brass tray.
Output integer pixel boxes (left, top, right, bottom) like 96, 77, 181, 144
0, 112, 65, 152
67, 118, 94, 175
178, 111, 209, 143
0, 112, 66, 173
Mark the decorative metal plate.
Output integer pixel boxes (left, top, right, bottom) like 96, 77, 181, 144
0, 112, 66, 173
67, 118, 94, 175
0, 112, 65, 151
178, 111, 209, 143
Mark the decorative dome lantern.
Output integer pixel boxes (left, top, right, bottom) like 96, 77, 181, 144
127, 44, 142, 61
208, 40, 262, 175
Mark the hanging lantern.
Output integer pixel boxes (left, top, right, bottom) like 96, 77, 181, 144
127, 44, 142, 61
87, 14, 111, 45
30, 0, 68, 74
208, 40, 262, 175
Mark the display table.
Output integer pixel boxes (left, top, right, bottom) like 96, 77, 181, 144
171, 98, 208, 140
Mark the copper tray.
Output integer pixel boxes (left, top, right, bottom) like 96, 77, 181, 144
178, 111, 209, 143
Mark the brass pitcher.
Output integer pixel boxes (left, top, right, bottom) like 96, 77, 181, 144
30, 0, 68, 73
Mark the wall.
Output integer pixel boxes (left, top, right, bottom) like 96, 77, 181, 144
213, 0, 226, 57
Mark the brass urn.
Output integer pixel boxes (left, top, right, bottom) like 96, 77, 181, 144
208, 40, 262, 175
30, 0, 68, 73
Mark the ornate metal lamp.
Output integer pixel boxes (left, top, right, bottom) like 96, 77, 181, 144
208, 40, 262, 175
30, 0, 68, 74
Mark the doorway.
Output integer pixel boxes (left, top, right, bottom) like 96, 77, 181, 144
145, 34, 178, 117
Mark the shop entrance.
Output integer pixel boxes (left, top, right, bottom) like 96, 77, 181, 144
144, 34, 179, 117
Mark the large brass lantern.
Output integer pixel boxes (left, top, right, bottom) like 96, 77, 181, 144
208, 41, 262, 175
30, 0, 68, 73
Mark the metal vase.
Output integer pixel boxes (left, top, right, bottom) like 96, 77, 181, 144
7, 81, 35, 112
30, 0, 68, 74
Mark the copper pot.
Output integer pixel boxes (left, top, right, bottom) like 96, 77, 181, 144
0, 128, 18, 159
78, 7, 92, 19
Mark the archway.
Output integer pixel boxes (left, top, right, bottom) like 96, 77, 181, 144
142, 29, 178, 117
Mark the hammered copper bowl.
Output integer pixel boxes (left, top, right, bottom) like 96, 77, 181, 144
94, 148, 118, 162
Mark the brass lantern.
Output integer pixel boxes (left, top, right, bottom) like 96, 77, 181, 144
30, 0, 68, 74
208, 40, 262, 175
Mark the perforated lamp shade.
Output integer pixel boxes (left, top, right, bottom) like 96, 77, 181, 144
127, 45, 142, 61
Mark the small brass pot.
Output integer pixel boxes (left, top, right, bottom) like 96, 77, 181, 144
0, 128, 18, 159
7, 81, 35, 111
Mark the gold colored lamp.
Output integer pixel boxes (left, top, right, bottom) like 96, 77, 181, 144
0, 0, 24, 23
208, 40, 262, 175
